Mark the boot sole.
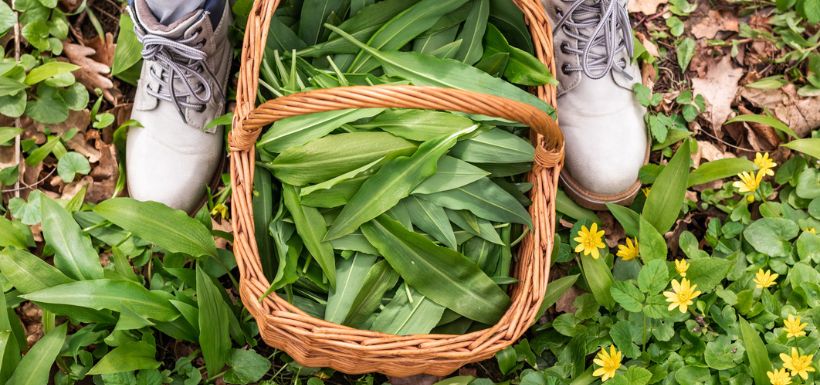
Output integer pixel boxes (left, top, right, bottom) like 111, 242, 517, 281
559, 141, 650, 211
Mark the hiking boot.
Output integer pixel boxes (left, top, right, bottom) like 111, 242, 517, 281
542, 0, 649, 209
126, 0, 232, 213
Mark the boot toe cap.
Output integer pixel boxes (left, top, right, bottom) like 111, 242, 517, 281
126, 127, 222, 213
559, 104, 647, 197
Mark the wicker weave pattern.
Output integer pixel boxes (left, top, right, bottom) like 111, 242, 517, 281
229, 0, 564, 376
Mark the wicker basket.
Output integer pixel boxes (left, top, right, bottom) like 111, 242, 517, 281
229, 0, 564, 376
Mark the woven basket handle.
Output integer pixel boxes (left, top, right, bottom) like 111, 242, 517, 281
230, 0, 563, 159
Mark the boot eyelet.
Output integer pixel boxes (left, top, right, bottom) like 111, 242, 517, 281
560, 42, 570, 54
556, 9, 563, 17
561, 64, 571, 75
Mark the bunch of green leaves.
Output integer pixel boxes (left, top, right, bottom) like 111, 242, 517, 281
250, 0, 554, 335
0, 196, 276, 384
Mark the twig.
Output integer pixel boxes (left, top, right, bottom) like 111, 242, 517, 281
12, 0, 21, 198
1, 168, 57, 193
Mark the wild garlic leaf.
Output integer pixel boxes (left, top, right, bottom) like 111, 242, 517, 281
268, 132, 416, 186
325, 125, 477, 240
362, 215, 509, 324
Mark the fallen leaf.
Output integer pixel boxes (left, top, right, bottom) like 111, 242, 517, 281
689, 10, 739, 39
628, 0, 668, 15
62, 42, 115, 100
555, 286, 582, 314
740, 84, 820, 138
692, 56, 743, 129
84, 32, 117, 68
692, 140, 734, 167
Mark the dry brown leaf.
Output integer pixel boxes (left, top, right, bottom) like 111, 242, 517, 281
628, 0, 668, 15
62, 42, 115, 99
691, 140, 734, 167
692, 56, 743, 129
740, 85, 820, 138
84, 32, 117, 68
689, 10, 739, 39
555, 286, 583, 314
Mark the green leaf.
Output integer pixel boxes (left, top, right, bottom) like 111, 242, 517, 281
782, 138, 820, 159
676, 37, 695, 72
404, 196, 457, 249
325, 253, 377, 323
483, 24, 554, 86
328, 24, 548, 112
347, 0, 470, 72
0, 248, 72, 294
327, 125, 477, 240
726, 114, 798, 139
537, 274, 579, 317
743, 218, 800, 258
26, 85, 68, 124
488, 0, 533, 52
607, 203, 640, 236
40, 195, 103, 280
87, 340, 159, 375
94, 198, 218, 258
609, 366, 652, 385
257, 108, 383, 153
609, 320, 640, 358
450, 127, 534, 164
0, 215, 33, 248
0, 1, 14, 36
0, 77, 26, 97
580, 254, 614, 309
353, 109, 475, 142
297, 0, 345, 45
371, 284, 445, 335
0, 127, 21, 146
283, 184, 337, 287
496, 347, 517, 375
738, 317, 772, 385
56, 151, 90, 182
638, 215, 667, 263
21, 279, 179, 322
413, 156, 490, 194
453, 0, 488, 64
687, 257, 732, 293
362, 215, 509, 324
610, 280, 644, 312
196, 264, 232, 376
25, 62, 79, 85
420, 177, 531, 227
253, 167, 276, 279
224, 349, 272, 385
112, 13, 143, 79
638, 259, 669, 294
643, 141, 690, 233
704, 335, 743, 370
688, 157, 755, 187
343, 260, 400, 326
6, 324, 66, 385
268, 132, 416, 186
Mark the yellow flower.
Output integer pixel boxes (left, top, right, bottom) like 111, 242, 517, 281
767, 368, 792, 385
574, 223, 606, 259
663, 278, 702, 313
780, 348, 815, 380
754, 152, 777, 176
805, 227, 816, 235
783, 315, 807, 339
616, 237, 639, 261
592, 345, 622, 382
675, 259, 689, 277
734, 170, 764, 202
754, 269, 778, 289
642, 187, 651, 197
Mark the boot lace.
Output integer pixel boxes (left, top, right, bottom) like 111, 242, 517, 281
139, 30, 223, 122
553, 0, 634, 80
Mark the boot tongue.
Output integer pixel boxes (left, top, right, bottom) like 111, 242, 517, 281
133, 0, 206, 38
